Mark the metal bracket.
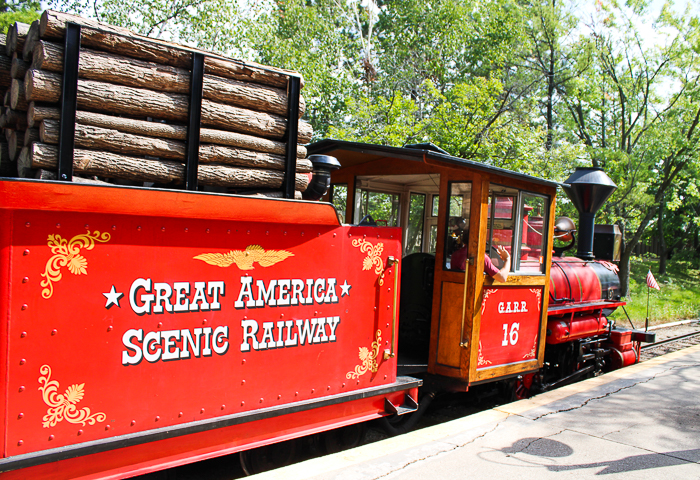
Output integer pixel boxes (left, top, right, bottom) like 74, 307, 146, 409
282, 76, 301, 199
185, 52, 205, 191
57, 23, 81, 182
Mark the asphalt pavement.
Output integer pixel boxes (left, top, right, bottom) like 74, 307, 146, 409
250, 344, 700, 480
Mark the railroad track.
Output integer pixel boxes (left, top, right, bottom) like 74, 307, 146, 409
639, 328, 700, 362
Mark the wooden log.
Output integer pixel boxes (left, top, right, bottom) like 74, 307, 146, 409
5, 108, 27, 130
22, 20, 39, 61
11, 79, 28, 111
17, 146, 33, 177
24, 70, 313, 142
39, 10, 304, 89
11, 54, 29, 79
33, 41, 306, 116
40, 119, 312, 172
27, 104, 307, 157
5, 23, 15, 57
34, 168, 110, 184
0, 139, 14, 177
23, 142, 310, 189
8, 129, 24, 161
3, 90, 9, 107
23, 127, 38, 146
5, 128, 13, 141
0, 55, 11, 90
7, 22, 30, 57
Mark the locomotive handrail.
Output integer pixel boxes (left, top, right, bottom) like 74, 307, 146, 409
384, 256, 399, 360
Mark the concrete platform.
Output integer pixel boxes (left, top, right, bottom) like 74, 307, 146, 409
250, 344, 700, 480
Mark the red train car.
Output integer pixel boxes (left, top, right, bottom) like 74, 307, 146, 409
0, 179, 420, 478
0, 140, 653, 478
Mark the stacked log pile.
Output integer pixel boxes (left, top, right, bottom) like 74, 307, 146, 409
0, 11, 313, 195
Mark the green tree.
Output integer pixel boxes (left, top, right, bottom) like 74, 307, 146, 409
0, 0, 40, 33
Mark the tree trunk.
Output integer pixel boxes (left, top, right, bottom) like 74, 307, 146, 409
28, 105, 307, 157
21, 20, 39, 61
658, 196, 667, 275
21, 143, 310, 190
40, 119, 312, 172
32, 41, 306, 116
24, 70, 313, 142
39, 10, 305, 89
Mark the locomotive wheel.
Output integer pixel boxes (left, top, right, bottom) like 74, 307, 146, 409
239, 438, 299, 476
322, 423, 367, 454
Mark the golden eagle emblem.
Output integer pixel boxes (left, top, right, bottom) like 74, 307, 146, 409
194, 245, 294, 270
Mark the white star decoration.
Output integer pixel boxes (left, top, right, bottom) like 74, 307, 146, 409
103, 285, 124, 309
340, 280, 352, 297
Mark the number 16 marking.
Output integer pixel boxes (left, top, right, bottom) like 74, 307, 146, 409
502, 323, 520, 346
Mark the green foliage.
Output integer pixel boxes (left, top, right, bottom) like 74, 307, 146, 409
607, 255, 700, 326
0, 0, 40, 33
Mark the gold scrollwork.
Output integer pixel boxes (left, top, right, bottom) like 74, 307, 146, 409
40, 230, 111, 299
477, 341, 492, 367
523, 335, 538, 359
37, 365, 106, 429
529, 288, 542, 311
351, 238, 386, 285
481, 288, 498, 315
194, 245, 294, 271
346, 330, 382, 379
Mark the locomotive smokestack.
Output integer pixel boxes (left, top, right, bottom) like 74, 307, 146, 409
302, 154, 341, 201
562, 167, 617, 261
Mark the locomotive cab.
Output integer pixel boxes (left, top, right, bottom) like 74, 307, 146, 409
308, 140, 557, 390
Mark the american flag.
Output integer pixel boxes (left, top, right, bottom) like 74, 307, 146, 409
646, 270, 660, 290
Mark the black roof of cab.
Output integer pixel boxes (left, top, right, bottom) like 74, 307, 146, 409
306, 139, 560, 189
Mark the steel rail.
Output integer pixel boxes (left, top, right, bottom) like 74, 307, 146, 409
640, 330, 700, 350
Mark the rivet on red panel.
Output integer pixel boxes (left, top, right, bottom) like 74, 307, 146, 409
48, 435, 54, 440
161, 227, 166, 232
241, 401, 245, 406
241, 380, 245, 385
384, 375, 387, 380
77, 430, 83, 436
184, 228, 188, 232
242, 359, 246, 364
295, 392, 298, 396
20, 332, 26, 338
157, 322, 163, 328
56, 223, 60, 229
301, 232, 304, 236
178, 412, 183, 417
266, 231, 269, 235
327, 386, 330, 390
206, 229, 210, 233
51, 329, 57, 335
107, 326, 113, 332
137, 226, 141, 231
19, 359, 25, 365
23, 249, 29, 256
277, 395, 281, 400
22, 277, 28, 283
283, 231, 287, 235
17, 440, 23, 446
202, 319, 208, 325
259, 398, 263, 403
25, 222, 30, 227
85, 224, 89, 229
333, 233, 336, 237
17, 413, 23, 419
373, 307, 377, 311
131, 420, 136, 426
18, 386, 24, 392
200, 408, 205, 414
155, 416, 160, 421
105, 425, 111, 431
247, 230, 250, 234
21, 304, 27, 310
221, 405, 225, 410
227, 229, 231, 234
342, 383, 346, 388
311, 389, 315, 394
112, 225, 116, 230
